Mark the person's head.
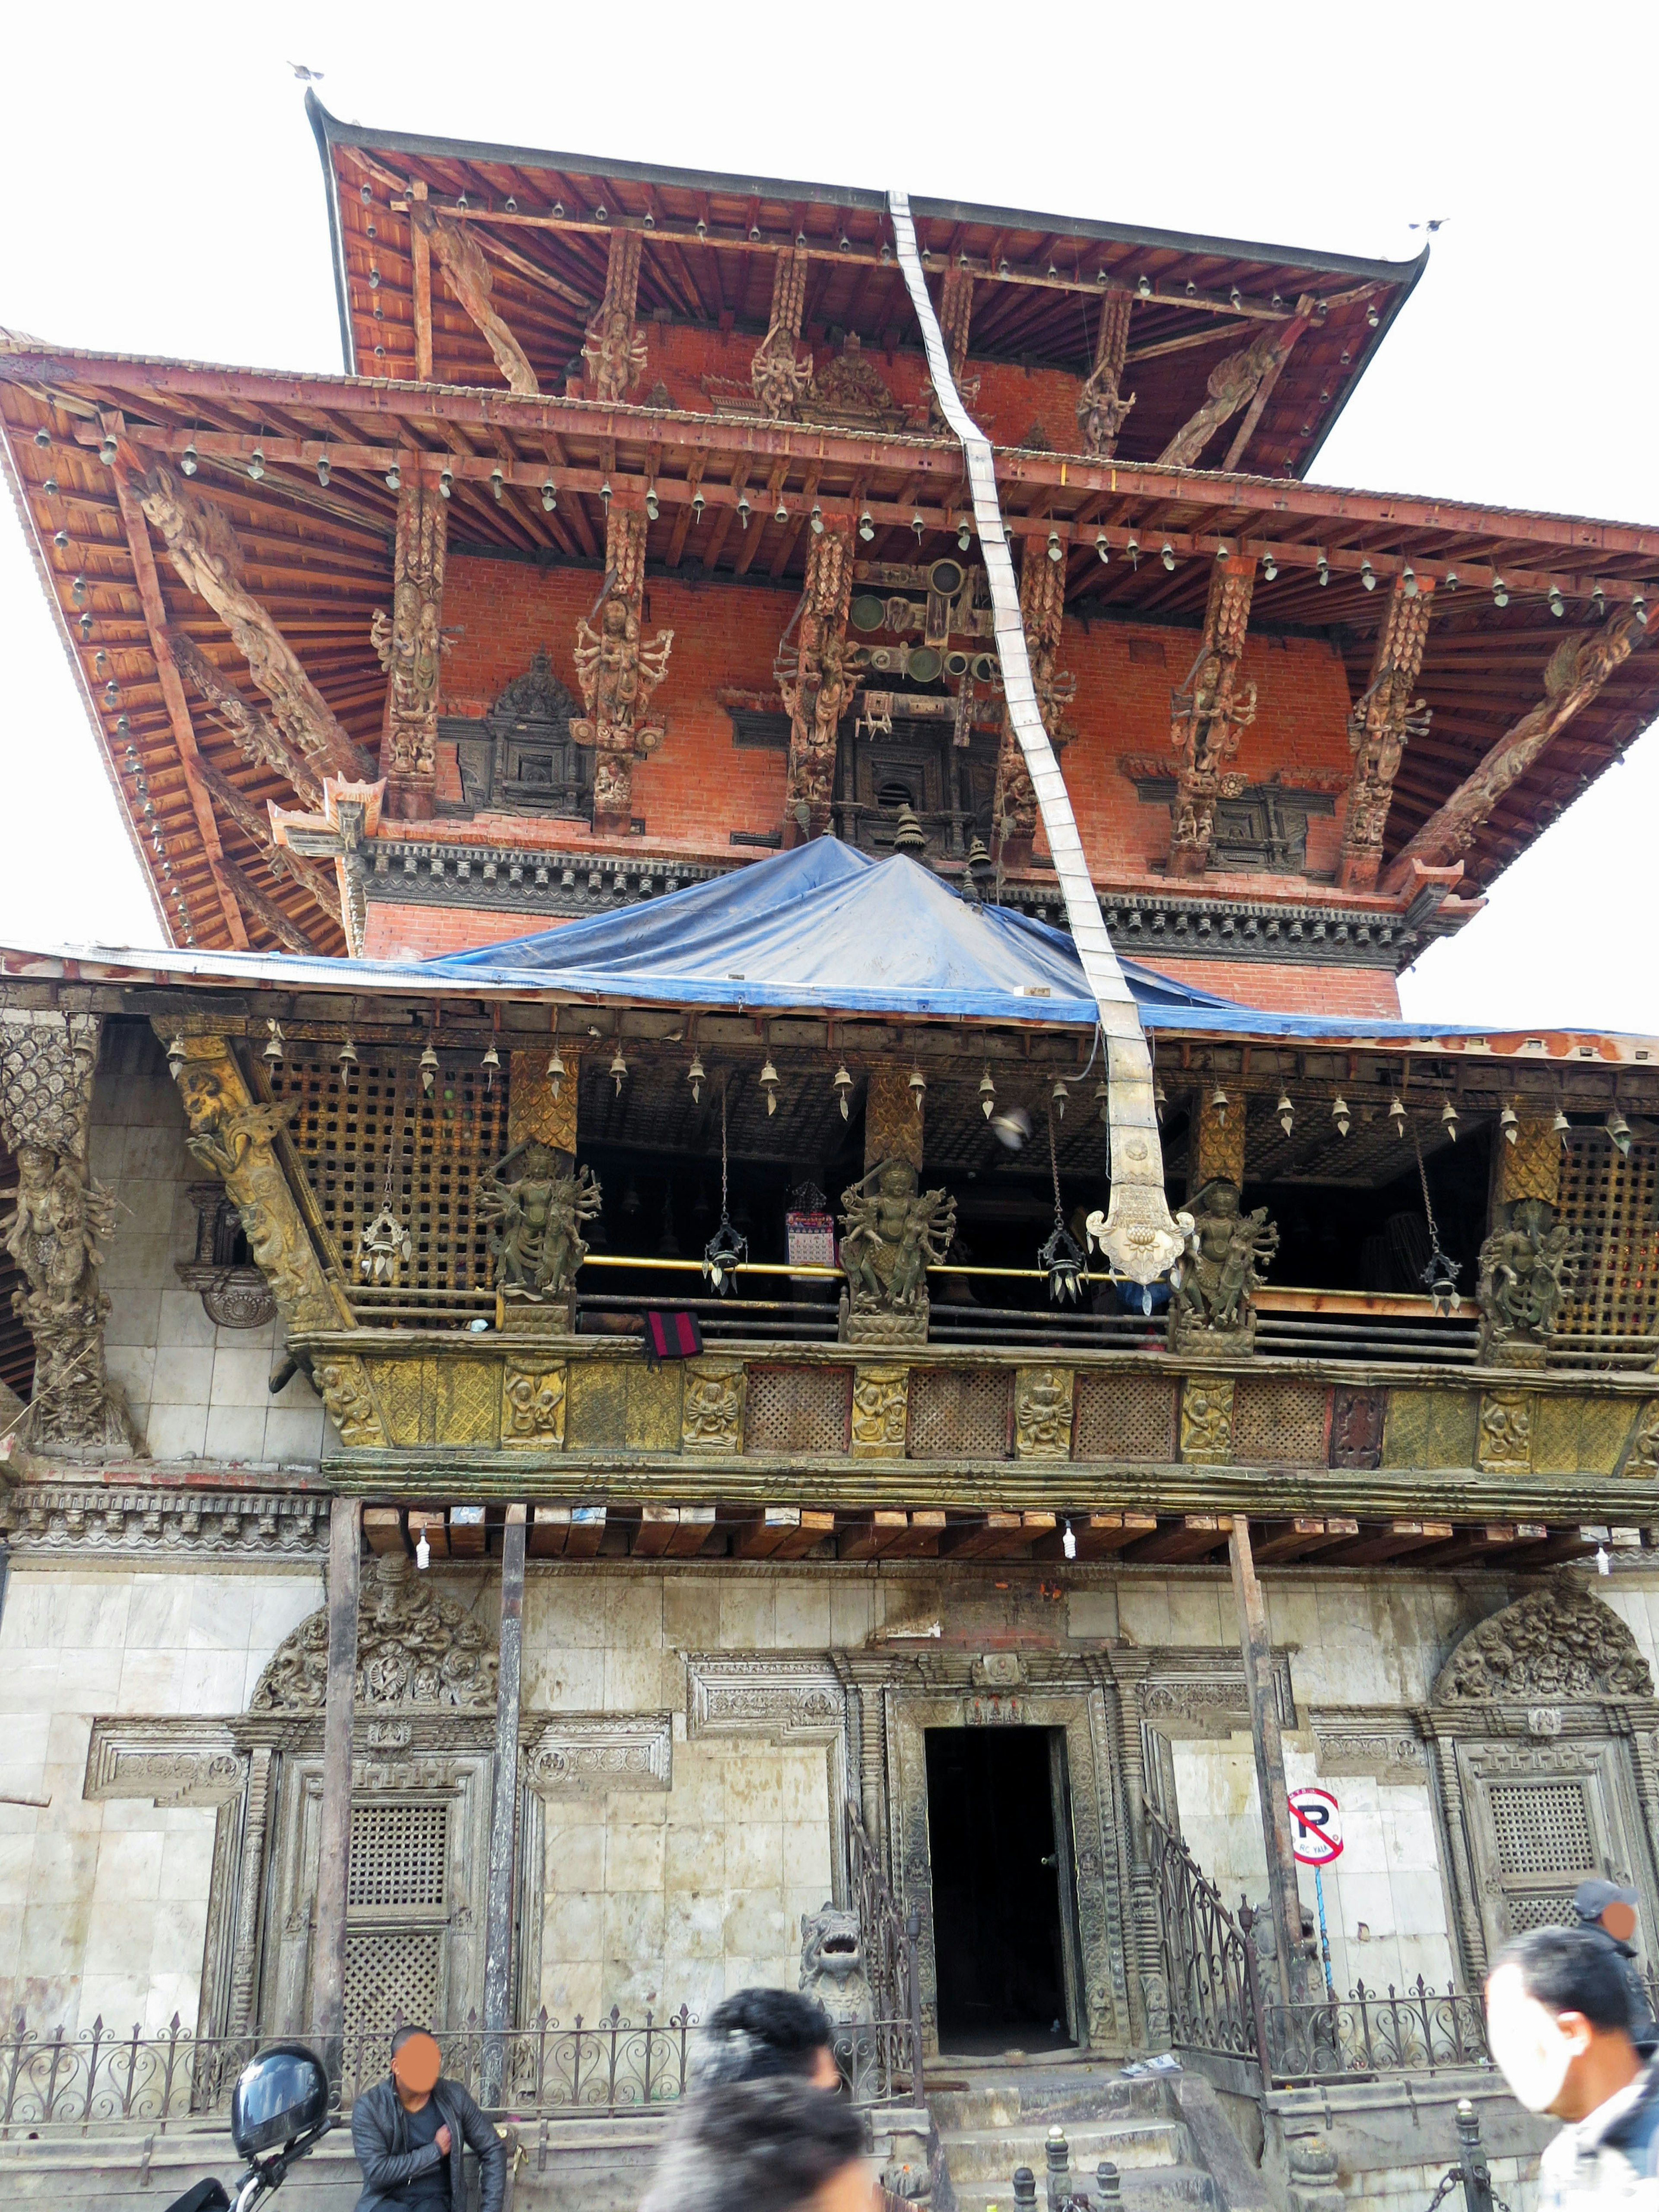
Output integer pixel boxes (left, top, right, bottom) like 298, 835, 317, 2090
694, 1987, 839, 2091
390, 2025, 442, 2104
1575, 1879, 1640, 1946
648, 2075, 871, 2212
1486, 1926, 1640, 2120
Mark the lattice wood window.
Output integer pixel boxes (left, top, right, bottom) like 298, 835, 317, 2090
349, 1799, 450, 1917
343, 1929, 445, 2044
268, 1052, 509, 1291
1486, 1778, 1599, 1942
339, 1798, 452, 2045
1558, 1132, 1659, 1337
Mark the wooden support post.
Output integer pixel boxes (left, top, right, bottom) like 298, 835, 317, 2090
1227, 1513, 1306, 2011
311, 1495, 361, 2080
481, 1503, 527, 2107
411, 181, 434, 382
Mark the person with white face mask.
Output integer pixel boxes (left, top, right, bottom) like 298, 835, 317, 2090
1485, 1926, 1659, 2211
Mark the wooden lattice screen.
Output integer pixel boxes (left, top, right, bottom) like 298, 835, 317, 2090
268, 1050, 509, 1293
1557, 1131, 1659, 1338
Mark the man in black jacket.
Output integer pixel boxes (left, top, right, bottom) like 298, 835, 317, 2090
350, 2027, 506, 2212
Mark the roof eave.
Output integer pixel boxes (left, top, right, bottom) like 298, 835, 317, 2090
307, 88, 358, 377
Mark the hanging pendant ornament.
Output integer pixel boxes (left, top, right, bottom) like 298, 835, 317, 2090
702, 1080, 748, 1294
833, 1063, 853, 1120
760, 1056, 780, 1116
482, 1039, 500, 1091
419, 1039, 439, 1096
909, 1064, 926, 1115
609, 1043, 628, 1097
688, 1051, 705, 1106
1413, 1128, 1462, 1315
546, 1009, 566, 1100
1039, 1098, 1088, 1304
358, 1058, 413, 1284
979, 1067, 997, 1120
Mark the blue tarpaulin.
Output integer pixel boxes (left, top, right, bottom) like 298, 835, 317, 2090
426, 839, 1485, 1042
427, 840, 1219, 1026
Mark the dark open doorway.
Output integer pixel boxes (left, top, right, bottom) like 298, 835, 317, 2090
925, 1727, 1079, 2054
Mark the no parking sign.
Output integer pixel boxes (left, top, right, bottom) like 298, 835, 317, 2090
1289, 1786, 1344, 1866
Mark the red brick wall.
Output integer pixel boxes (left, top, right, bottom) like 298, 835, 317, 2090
363, 902, 564, 961
1140, 957, 1402, 1016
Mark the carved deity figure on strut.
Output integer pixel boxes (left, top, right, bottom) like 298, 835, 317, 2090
572, 588, 674, 823
1168, 1177, 1278, 1351
479, 1139, 602, 1302
838, 1158, 956, 1344
1477, 1196, 1582, 1364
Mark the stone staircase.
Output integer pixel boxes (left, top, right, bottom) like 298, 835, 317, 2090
928, 2061, 1230, 2212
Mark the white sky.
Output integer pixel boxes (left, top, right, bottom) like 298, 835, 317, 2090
1, 2, 1655, 1032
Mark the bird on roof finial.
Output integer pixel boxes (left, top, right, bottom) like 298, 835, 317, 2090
287, 61, 324, 81
1409, 217, 1449, 232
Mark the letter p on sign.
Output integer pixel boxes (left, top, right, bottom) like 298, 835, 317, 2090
1289, 1786, 1343, 1866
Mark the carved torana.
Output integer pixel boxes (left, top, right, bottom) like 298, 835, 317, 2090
1477, 1198, 1582, 1365
480, 1139, 601, 1301
1077, 291, 1135, 457
1337, 576, 1435, 890
1170, 555, 1256, 876
412, 200, 539, 395
372, 477, 448, 816
995, 545, 1072, 861
572, 507, 674, 831
839, 1160, 955, 1345
751, 249, 813, 420
779, 519, 856, 841
1169, 1178, 1278, 1352
251, 1554, 499, 1711
582, 228, 647, 403
1434, 1586, 1652, 1704
115, 456, 369, 785
0, 1009, 135, 1452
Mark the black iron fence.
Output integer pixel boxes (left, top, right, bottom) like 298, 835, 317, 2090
1145, 1800, 1500, 2087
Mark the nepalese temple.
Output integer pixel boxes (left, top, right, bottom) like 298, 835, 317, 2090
3, 95, 1659, 2210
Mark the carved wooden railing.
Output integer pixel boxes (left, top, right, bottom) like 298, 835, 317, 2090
845, 1798, 926, 2097
1144, 1802, 1499, 2086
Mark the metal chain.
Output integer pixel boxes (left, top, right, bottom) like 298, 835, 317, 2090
1424, 2170, 1461, 2212
720, 1079, 730, 1217
1412, 1126, 1441, 1250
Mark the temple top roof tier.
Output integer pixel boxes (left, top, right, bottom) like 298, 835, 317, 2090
306, 92, 1424, 481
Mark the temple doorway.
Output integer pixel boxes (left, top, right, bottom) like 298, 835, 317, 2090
924, 1727, 1080, 2053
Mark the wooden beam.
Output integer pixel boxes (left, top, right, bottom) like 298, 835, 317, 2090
1124, 1514, 1234, 1564
837, 1510, 912, 1562
1032, 1510, 1159, 1561
110, 452, 249, 949
217, 852, 324, 955
480, 1502, 526, 2107
410, 182, 434, 382
1319, 1519, 1455, 1568
630, 1503, 681, 1557
1220, 316, 1309, 473
528, 1504, 568, 1557
565, 1505, 607, 1559
733, 1506, 806, 1560
408, 1506, 449, 1560
664, 1504, 718, 1557
362, 1506, 406, 1555
1229, 1514, 1309, 2009
1247, 1517, 1360, 1566
448, 1504, 486, 1557
311, 1496, 361, 2080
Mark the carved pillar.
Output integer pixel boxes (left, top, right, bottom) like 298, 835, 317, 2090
572, 507, 674, 834
1337, 577, 1434, 891
994, 546, 1071, 868
858, 1679, 888, 1846
1101, 1656, 1161, 2049
0, 1009, 136, 1454
311, 1495, 362, 2079
227, 1744, 276, 2035
582, 229, 647, 402
865, 1064, 924, 1176
1228, 1516, 1309, 2005
780, 520, 855, 842
481, 1503, 527, 2104
1422, 1721, 1487, 1985
752, 249, 812, 419
373, 478, 448, 822
1170, 555, 1256, 877
1077, 292, 1135, 457
1189, 1085, 1246, 1198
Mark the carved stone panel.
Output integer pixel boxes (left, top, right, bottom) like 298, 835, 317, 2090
1329, 1386, 1385, 1470
1477, 1389, 1535, 1474
685, 1654, 846, 1744
1178, 1377, 1235, 1462
851, 1365, 910, 1457
682, 1358, 745, 1452
1309, 1711, 1428, 1781
1434, 1587, 1653, 1705
1015, 1365, 1074, 1458
1620, 1402, 1659, 1476
524, 1715, 672, 1794
502, 1357, 567, 1447
250, 1555, 499, 1712
85, 1719, 245, 1807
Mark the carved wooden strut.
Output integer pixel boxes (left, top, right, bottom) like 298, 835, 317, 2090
993, 545, 1073, 865
1158, 306, 1311, 471
411, 200, 539, 395
582, 229, 648, 403
571, 507, 674, 832
1338, 576, 1435, 890
751, 248, 813, 420
1077, 291, 1135, 458
116, 456, 370, 786
1169, 554, 1256, 876
778, 518, 855, 841
371, 477, 448, 818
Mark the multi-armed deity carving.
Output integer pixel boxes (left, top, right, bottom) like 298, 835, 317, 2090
1338, 577, 1434, 890
0, 1012, 135, 1452
994, 550, 1074, 863
572, 509, 674, 831
1170, 556, 1257, 876
777, 522, 857, 840
480, 1140, 601, 1311
370, 478, 448, 812
1168, 1178, 1279, 1351
582, 228, 648, 402
1077, 291, 1135, 457
1477, 1197, 1582, 1366
751, 249, 815, 419
839, 1161, 957, 1345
